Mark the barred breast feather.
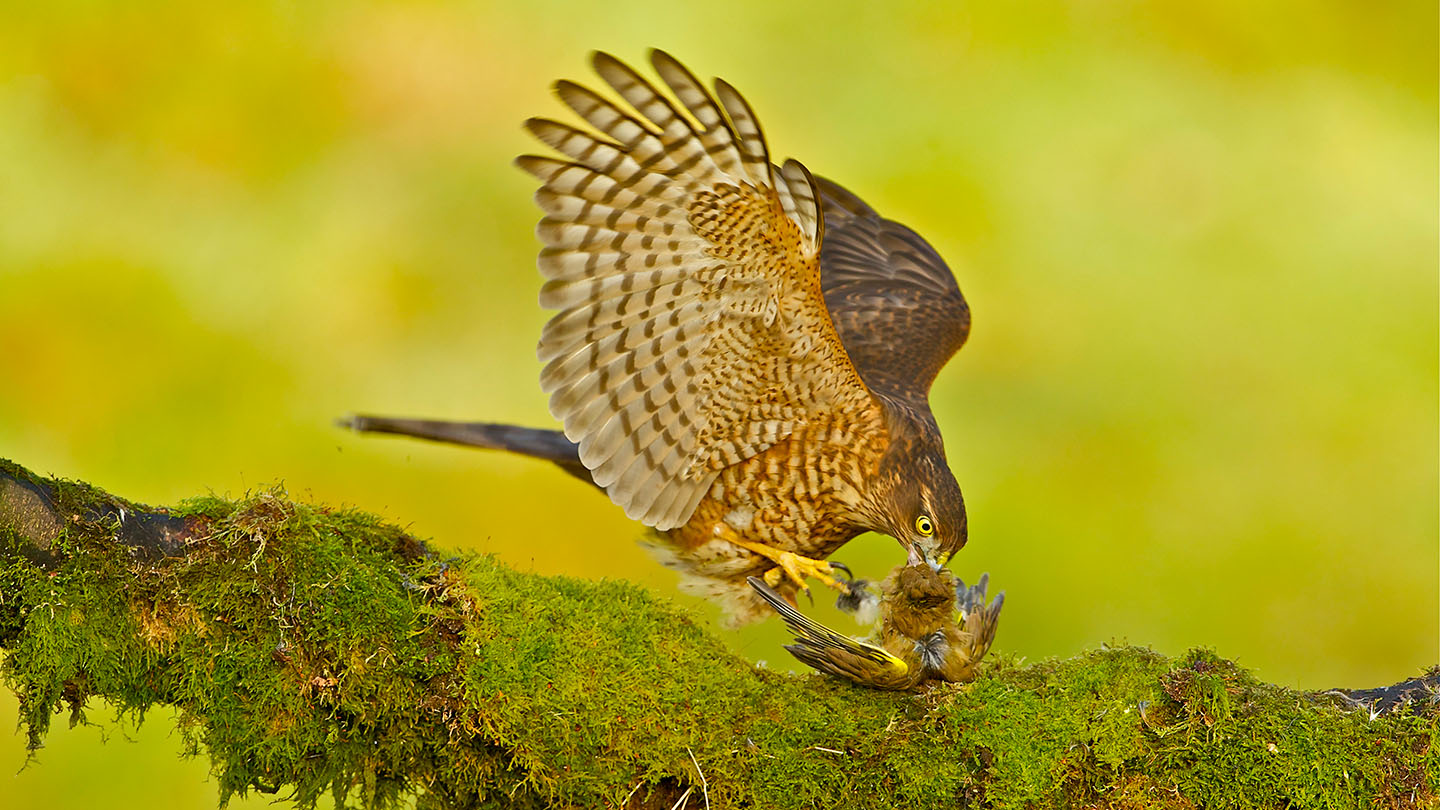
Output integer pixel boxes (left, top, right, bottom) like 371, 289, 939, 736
518, 50, 875, 530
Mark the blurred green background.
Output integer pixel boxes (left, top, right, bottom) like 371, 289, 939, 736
1, 1, 1435, 807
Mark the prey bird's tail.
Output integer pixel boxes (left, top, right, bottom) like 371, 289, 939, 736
340, 415, 597, 488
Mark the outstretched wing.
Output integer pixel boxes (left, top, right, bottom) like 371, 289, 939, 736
748, 577, 913, 689
521, 51, 875, 530
816, 177, 971, 404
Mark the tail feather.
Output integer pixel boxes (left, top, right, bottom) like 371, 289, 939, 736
340, 415, 596, 488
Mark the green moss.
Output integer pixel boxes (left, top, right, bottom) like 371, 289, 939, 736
0, 461, 1434, 808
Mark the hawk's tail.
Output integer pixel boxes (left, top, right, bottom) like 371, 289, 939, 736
339, 415, 597, 488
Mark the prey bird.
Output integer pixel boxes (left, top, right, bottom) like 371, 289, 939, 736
346, 51, 973, 623
749, 565, 1004, 691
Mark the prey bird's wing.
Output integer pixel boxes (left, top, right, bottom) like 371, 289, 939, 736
521, 51, 877, 531
955, 572, 1006, 657
816, 177, 971, 404
748, 578, 911, 687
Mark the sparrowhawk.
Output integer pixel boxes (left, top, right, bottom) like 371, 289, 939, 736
348, 50, 973, 624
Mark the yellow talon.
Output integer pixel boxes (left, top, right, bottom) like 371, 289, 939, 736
770, 549, 844, 593
713, 523, 845, 594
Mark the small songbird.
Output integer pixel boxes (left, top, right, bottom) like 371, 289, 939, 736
748, 565, 1004, 691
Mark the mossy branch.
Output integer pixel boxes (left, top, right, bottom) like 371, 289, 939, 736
0, 459, 1434, 809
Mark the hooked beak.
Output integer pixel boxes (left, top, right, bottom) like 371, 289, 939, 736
907, 543, 944, 571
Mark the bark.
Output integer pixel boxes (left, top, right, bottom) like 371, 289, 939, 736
0, 458, 1433, 809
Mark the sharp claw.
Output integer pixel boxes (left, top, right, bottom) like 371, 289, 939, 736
733, 537, 847, 595
828, 561, 854, 580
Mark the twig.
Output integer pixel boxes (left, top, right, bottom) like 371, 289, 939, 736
687, 747, 710, 810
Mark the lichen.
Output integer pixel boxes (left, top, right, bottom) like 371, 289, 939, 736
0, 459, 1434, 808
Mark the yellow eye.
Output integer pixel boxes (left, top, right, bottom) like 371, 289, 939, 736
915, 515, 934, 536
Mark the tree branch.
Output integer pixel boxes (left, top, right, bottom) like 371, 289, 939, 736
0, 458, 1433, 809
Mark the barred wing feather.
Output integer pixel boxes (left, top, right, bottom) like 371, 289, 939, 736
520, 51, 873, 530
815, 176, 971, 404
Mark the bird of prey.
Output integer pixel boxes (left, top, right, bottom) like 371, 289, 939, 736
347, 50, 972, 624
749, 565, 1005, 690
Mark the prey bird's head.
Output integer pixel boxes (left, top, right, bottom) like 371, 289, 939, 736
871, 443, 967, 569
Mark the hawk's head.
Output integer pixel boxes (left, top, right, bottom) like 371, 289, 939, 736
872, 441, 967, 569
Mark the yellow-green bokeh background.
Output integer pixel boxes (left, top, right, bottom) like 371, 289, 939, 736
1, 2, 1435, 807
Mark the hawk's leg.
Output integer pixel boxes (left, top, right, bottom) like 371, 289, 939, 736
712, 524, 847, 595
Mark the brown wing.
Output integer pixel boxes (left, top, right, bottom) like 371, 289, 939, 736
519, 52, 876, 530
816, 177, 971, 404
